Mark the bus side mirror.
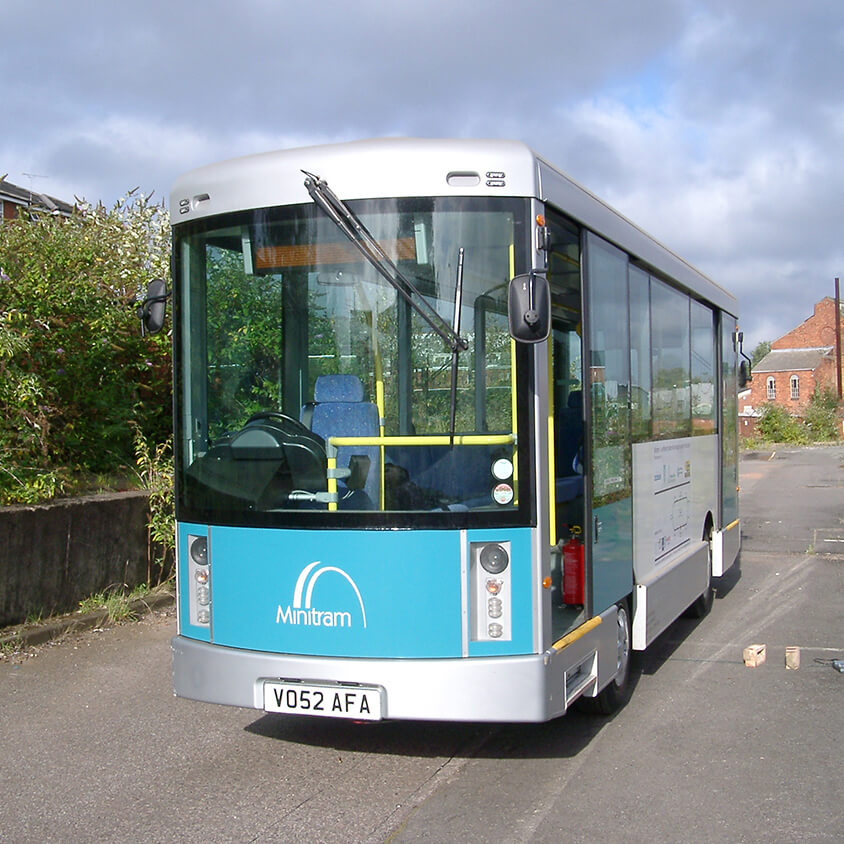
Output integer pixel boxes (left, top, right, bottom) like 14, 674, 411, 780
138, 278, 170, 336
737, 331, 752, 388
508, 271, 550, 343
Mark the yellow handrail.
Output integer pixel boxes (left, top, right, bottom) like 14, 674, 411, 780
547, 339, 557, 546
328, 433, 516, 448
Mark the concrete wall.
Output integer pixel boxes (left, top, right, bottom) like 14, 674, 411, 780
0, 491, 151, 627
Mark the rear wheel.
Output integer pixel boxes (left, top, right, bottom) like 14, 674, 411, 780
685, 535, 714, 619
578, 600, 632, 715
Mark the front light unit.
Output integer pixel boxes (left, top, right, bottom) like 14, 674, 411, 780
470, 541, 512, 642
186, 533, 211, 628
479, 543, 509, 574
189, 535, 208, 565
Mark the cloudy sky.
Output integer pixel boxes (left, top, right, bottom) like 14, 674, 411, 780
2, 0, 842, 349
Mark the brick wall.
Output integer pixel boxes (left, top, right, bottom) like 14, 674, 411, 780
773, 297, 839, 350
745, 358, 836, 416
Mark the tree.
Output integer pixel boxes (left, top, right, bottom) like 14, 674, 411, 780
751, 340, 771, 366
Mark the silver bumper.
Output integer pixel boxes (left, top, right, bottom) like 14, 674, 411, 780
171, 615, 613, 722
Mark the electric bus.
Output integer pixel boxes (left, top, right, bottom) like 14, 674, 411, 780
145, 138, 742, 722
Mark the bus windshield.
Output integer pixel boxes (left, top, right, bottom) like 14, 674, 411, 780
174, 196, 530, 525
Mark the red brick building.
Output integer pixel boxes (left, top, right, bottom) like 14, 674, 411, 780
0, 177, 74, 221
743, 297, 842, 419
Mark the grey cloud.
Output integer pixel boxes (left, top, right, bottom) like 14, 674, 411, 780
1, 0, 841, 347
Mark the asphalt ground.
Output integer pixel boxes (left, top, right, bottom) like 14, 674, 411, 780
0, 446, 841, 843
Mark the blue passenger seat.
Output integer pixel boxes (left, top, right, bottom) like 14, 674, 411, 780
305, 375, 380, 509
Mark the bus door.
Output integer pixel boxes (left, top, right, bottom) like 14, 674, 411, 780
583, 232, 634, 616
545, 211, 587, 638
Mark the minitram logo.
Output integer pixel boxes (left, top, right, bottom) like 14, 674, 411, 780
276, 561, 367, 629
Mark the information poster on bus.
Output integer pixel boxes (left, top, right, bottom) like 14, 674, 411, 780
652, 439, 691, 563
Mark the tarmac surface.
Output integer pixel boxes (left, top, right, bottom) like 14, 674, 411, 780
0, 445, 842, 843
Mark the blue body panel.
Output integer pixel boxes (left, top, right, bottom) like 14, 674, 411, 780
177, 523, 535, 659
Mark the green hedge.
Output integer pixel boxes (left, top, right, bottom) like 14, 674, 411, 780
757, 389, 842, 444
0, 192, 171, 504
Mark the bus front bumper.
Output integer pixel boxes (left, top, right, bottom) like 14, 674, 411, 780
171, 618, 614, 722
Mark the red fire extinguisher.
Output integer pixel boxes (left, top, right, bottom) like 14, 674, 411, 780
562, 525, 584, 606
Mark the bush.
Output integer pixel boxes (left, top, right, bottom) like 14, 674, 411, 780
803, 388, 842, 441
757, 403, 808, 444
756, 390, 843, 445
0, 191, 171, 504
131, 422, 174, 585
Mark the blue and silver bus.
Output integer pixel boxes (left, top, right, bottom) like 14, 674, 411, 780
153, 138, 741, 721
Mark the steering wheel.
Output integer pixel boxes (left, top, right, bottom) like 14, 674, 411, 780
246, 411, 313, 436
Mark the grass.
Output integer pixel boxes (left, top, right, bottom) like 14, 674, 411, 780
77, 583, 154, 622
0, 580, 174, 661
0, 636, 23, 658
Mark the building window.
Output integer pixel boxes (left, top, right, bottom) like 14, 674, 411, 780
767, 377, 776, 400
790, 375, 799, 400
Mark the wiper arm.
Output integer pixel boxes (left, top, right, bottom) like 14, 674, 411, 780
449, 247, 465, 446
303, 171, 468, 353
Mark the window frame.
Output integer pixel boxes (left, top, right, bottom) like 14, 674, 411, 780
171, 198, 537, 531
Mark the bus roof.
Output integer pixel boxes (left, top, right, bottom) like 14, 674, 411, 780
171, 137, 736, 313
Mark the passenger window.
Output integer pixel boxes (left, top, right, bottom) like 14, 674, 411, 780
651, 278, 691, 439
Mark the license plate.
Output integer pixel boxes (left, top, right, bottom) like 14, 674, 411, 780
263, 681, 382, 720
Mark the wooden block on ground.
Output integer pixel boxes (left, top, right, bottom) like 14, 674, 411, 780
743, 644, 766, 667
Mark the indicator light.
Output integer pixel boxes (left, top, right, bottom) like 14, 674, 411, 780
488, 597, 502, 618
196, 609, 210, 624
488, 623, 503, 638
486, 579, 502, 595
195, 568, 209, 585
196, 585, 210, 606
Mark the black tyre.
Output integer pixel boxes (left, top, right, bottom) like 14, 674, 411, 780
685, 539, 714, 619
578, 600, 632, 715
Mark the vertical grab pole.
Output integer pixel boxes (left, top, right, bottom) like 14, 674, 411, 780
509, 242, 519, 498
548, 337, 557, 547
326, 442, 338, 512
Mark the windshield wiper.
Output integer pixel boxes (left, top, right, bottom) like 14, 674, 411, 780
449, 247, 465, 446
303, 171, 468, 353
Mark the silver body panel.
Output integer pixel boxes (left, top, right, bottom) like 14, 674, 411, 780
632, 540, 710, 650
171, 604, 619, 723
171, 138, 540, 217
171, 138, 736, 317
712, 520, 741, 577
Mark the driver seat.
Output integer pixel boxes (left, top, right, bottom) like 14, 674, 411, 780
305, 375, 380, 509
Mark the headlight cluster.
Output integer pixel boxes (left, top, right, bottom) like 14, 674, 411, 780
471, 541, 511, 641
187, 535, 211, 627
